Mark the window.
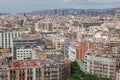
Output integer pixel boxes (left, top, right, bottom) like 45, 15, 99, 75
70, 50, 75, 55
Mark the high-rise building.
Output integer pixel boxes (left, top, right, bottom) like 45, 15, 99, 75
54, 9, 58, 15
62, 11, 65, 16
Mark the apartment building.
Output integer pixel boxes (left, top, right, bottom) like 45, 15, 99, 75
68, 41, 95, 61
109, 40, 120, 55
16, 48, 37, 60
35, 21, 55, 32
116, 70, 120, 80
0, 59, 10, 80
12, 35, 44, 60
52, 37, 64, 51
0, 58, 70, 80
47, 35, 65, 51
0, 31, 23, 49
84, 52, 117, 80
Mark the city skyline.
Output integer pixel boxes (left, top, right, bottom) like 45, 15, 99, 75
0, 0, 120, 13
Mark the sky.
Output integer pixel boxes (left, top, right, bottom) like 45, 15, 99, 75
0, 0, 120, 13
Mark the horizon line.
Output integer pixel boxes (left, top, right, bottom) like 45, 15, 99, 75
0, 6, 119, 14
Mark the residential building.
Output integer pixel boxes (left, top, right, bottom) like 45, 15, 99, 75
68, 41, 95, 61
16, 48, 37, 60
0, 57, 70, 80
0, 31, 23, 49
116, 70, 120, 80
84, 52, 117, 80
12, 35, 44, 60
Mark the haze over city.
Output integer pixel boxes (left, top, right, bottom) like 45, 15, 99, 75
0, 0, 120, 13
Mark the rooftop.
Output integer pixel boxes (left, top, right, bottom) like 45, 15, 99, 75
9, 57, 68, 69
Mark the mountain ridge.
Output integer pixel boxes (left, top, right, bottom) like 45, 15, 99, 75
28, 7, 120, 14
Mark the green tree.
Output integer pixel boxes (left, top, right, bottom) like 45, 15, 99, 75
84, 74, 98, 80
67, 61, 111, 80
71, 61, 80, 75
99, 77, 111, 80
5, 56, 12, 62
67, 61, 80, 80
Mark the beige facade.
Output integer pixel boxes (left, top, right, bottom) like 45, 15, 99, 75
0, 58, 70, 80
84, 52, 117, 80
116, 70, 120, 80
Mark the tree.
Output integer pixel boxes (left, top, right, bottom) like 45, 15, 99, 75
84, 74, 98, 80
67, 61, 111, 80
67, 61, 81, 80
67, 73, 80, 80
99, 77, 111, 80
5, 56, 12, 62
71, 60, 80, 75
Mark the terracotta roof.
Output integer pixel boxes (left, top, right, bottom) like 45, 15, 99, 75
9, 60, 40, 69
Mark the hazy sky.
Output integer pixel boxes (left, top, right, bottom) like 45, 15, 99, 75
0, 0, 120, 13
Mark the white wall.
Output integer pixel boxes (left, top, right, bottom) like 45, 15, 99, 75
16, 48, 37, 60
68, 46, 76, 61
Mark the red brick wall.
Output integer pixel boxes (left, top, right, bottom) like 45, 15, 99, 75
76, 42, 95, 61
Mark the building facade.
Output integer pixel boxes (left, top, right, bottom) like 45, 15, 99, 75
68, 41, 95, 61
84, 52, 117, 80
0, 32, 23, 49
16, 48, 37, 60
0, 58, 70, 80
12, 35, 43, 60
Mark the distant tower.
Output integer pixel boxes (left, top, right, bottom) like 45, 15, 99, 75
24, 14, 26, 16
81, 10, 85, 14
73, 10, 75, 15
69, 10, 72, 15
54, 9, 58, 15
62, 11, 65, 16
